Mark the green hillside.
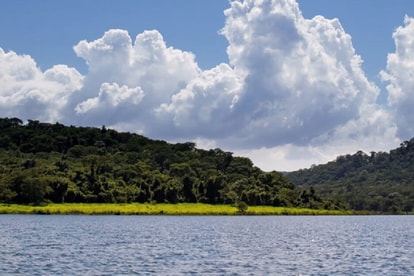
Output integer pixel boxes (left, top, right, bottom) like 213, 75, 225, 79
286, 139, 414, 213
0, 117, 343, 210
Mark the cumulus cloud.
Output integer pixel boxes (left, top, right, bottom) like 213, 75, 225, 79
67, 29, 200, 130
155, 63, 242, 138
156, 0, 388, 151
0, 48, 83, 121
219, 0, 382, 147
73, 29, 200, 99
381, 16, 414, 140
75, 82, 144, 122
0, 0, 405, 171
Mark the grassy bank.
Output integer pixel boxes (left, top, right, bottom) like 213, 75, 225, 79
0, 203, 355, 215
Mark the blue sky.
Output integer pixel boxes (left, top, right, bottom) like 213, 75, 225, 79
1, 1, 411, 78
0, 1, 229, 71
1, 0, 414, 171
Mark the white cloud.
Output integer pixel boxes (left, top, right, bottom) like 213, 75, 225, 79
75, 82, 144, 113
72, 29, 199, 98
219, 0, 382, 148
155, 63, 242, 138
67, 29, 200, 130
0, 0, 406, 171
160, 0, 397, 170
0, 48, 83, 121
381, 16, 414, 140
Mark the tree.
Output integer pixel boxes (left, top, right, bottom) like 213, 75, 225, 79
0, 117, 337, 210
0, 175, 17, 203
11, 172, 51, 204
236, 201, 248, 213
43, 176, 69, 203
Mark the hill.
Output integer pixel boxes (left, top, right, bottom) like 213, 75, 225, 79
0, 117, 343, 210
286, 139, 414, 213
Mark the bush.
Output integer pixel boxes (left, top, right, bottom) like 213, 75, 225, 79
236, 201, 248, 213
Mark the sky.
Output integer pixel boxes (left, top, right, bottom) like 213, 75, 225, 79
1, 0, 414, 171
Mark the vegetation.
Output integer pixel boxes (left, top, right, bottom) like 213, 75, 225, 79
0, 203, 354, 215
286, 139, 414, 213
0, 117, 344, 212
3, 117, 412, 215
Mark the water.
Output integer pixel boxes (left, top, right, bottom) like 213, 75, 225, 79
0, 215, 413, 275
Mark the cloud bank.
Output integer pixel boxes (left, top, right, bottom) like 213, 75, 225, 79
0, 48, 83, 122
381, 16, 414, 140
0, 0, 412, 171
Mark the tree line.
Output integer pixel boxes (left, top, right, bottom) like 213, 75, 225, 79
0, 117, 343, 210
287, 139, 414, 213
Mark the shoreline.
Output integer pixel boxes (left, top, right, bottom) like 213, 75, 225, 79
0, 203, 358, 215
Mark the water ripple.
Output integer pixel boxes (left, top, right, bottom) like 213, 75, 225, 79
0, 215, 413, 275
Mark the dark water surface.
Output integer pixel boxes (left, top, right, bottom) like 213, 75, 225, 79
0, 215, 413, 275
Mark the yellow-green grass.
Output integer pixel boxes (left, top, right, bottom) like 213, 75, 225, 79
0, 203, 355, 215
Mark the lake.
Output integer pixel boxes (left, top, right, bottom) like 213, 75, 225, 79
0, 215, 413, 275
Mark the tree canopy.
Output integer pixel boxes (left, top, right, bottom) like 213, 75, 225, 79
0, 117, 341, 210
287, 140, 414, 213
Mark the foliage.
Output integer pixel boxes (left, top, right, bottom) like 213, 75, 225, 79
235, 201, 249, 213
286, 141, 414, 213
0, 117, 341, 210
0, 203, 355, 215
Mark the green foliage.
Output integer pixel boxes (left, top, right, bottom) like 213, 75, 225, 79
287, 141, 414, 213
0, 117, 340, 210
0, 203, 355, 215
235, 201, 248, 213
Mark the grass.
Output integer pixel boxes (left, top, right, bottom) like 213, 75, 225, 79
0, 203, 355, 215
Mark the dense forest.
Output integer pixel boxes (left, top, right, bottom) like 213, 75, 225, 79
287, 139, 414, 213
0, 117, 343, 210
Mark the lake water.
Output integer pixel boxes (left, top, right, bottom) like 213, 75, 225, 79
0, 215, 413, 275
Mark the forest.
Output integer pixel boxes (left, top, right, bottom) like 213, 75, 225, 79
0, 117, 342, 210
286, 139, 414, 213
